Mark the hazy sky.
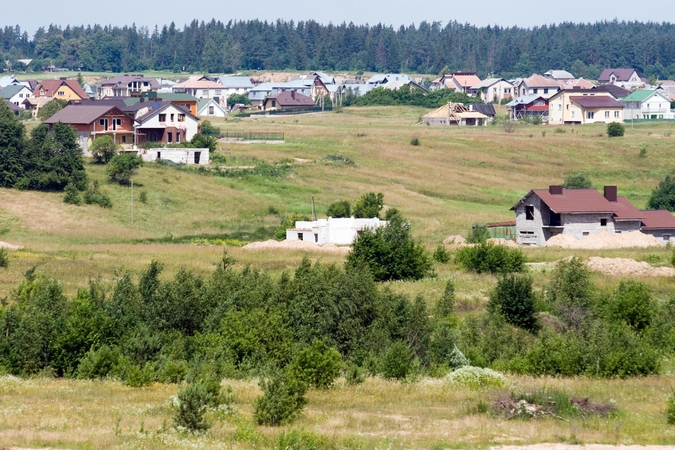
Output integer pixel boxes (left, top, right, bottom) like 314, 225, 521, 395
4, 0, 675, 36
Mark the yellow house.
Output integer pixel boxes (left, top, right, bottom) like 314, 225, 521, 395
33, 79, 88, 102
548, 89, 624, 125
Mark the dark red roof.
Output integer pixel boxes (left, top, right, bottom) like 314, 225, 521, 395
569, 96, 624, 108
486, 221, 516, 227
598, 68, 638, 82
43, 105, 134, 125
639, 210, 675, 229
266, 90, 315, 107
35, 79, 88, 99
593, 84, 631, 99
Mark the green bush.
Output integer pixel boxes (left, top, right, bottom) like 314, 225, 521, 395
63, 182, 82, 205
489, 274, 538, 332
432, 244, 451, 263
435, 279, 455, 318
107, 153, 143, 185
381, 341, 413, 379
227, 93, 250, 106
199, 120, 221, 138
76, 346, 120, 379
667, 391, 675, 425
288, 340, 342, 389
173, 381, 217, 431
455, 242, 526, 274
90, 135, 118, 164
410, 136, 420, 146
83, 180, 113, 208
347, 213, 433, 281
467, 224, 490, 244
326, 200, 351, 218
648, 174, 675, 212
254, 372, 307, 426
345, 363, 365, 385
607, 122, 625, 137
36, 98, 67, 121
562, 173, 592, 189
158, 359, 189, 383
353, 192, 384, 219
275, 429, 337, 450
120, 361, 156, 387
0, 248, 8, 268
139, 190, 148, 204
609, 280, 654, 331
190, 132, 217, 152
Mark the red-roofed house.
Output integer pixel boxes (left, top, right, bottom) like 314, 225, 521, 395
172, 76, 225, 104
445, 72, 481, 94
511, 186, 675, 245
33, 79, 88, 102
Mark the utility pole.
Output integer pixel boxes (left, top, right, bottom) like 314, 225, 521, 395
311, 195, 316, 221
130, 178, 134, 224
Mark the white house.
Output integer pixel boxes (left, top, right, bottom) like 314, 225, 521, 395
471, 78, 514, 103
197, 98, 227, 118
0, 84, 33, 107
172, 76, 226, 104
286, 217, 387, 245
135, 102, 200, 145
218, 76, 255, 101
516, 74, 561, 99
621, 90, 674, 120
138, 147, 209, 165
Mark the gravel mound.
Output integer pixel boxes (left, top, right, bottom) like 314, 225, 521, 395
242, 239, 350, 254
545, 231, 661, 249
586, 256, 675, 277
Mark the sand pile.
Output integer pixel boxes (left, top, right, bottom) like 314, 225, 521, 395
545, 231, 661, 249
0, 241, 22, 250
243, 239, 350, 254
586, 257, 675, 277
443, 235, 466, 245
487, 238, 518, 248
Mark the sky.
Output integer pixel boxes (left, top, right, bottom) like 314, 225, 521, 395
3, 0, 675, 36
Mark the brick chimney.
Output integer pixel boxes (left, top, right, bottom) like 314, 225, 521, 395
290, 90, 296, 100
549, 185, 563, 195
604, 186, 617, 202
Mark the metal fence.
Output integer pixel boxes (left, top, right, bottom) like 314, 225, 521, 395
237, 106, 332, 118
221, 131, 285, 141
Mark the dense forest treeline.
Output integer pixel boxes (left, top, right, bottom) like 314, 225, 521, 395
3, 20, 675, 78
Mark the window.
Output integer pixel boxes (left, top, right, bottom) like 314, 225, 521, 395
170, 114, 174, 122
112, 118, 122, 130
605, 111, 610, 118
159, 114, 166, 122
167, 132, 173, 143
99, 118, 109, 131
58, 90, 65, 96
215, 90, 221, 95
202, 90, 208, 96
587, 111, 594, 120
178, 114, 185, 122
614, 111, 620, 118
558, 104, 562, 111
544, 88, 549, 94
121, 136, 127, 144
525, 205, 534, 221
533, 88, 538, 94
176, 133, 180, 143
571, 111, 575, 118
600, 218, 607, 226
271, 100, 276, 108
665, 235, 671, 241
208, 106, 214, 115
583, 231, 590, 236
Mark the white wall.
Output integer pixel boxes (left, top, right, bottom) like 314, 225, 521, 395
138, 104, 199, 141
139, 148, 209, 165
287, 217, 387, 245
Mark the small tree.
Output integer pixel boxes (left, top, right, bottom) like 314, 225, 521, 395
190, 132, 217, 152
489, 274, 538, 332
562, 173, 592, 189
63, 182, 82, 205
287, 340, 342, 389
227, 93, 250, 106
90, 136, 118, 164
254, 371, 307, 426
326, 200, 351, 218
435, 279, 455, 318
648, 174, 675, 211
174, 382, 217, 431
607, 122, 625, 137
107, 153, 143, 185
0, 248, 8, 268
432, 244, 451, 263
353, 192, 384, 218
36, 98, 67, 121
381, 341, 413, 379
467, 224, 490, 244
199, 120, 220, 137
610, 280, 654, 332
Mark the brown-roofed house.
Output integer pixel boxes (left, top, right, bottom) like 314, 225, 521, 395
34, 79, 88, 101
263, 90, 315, 111
516, 74, 561, 99
598, 68, 645, 88
547, 89, 624, 125
99, 74, 160, 97
511, 186, 675, 245
43, 104, 137, 153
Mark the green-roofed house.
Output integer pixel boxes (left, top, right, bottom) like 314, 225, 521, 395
144, 92, 198, 116
0, 84, 33, 107
621, 89, 674, 120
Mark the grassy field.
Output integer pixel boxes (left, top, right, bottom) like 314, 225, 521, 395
1, 106, 675, 448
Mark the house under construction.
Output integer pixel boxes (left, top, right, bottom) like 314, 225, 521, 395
422, 102, 488, 126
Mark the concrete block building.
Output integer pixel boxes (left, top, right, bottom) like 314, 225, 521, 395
286, 217, 387, 245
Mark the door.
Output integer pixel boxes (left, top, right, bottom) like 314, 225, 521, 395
194, 152, 201, 164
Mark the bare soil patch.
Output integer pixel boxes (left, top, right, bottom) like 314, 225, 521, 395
586, 256, 675, 277
545, 231, 661, 249
243, 239, 350, 254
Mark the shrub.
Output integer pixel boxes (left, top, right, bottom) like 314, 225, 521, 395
227, 93, 250, 106
546, 257, 594, 327
107, 153, 143, 185
647, 174, 675, 212
199, 120, 221, 138
609, 280, 654, 331
190, 132, 217, 152
173, 381, 216, 431
36, 98, 67, 121
63, 182, 82, 205
76, 346, 120, 379
347, 214, 433, 281
323, 154, 355, 166
254, 372, 307, 426
467, 224, 490, 244
275, 429, 336, 450
444, 366, 506, 390
287, 340, 342, 389
121, 362, 156, 387
353, 192, 384, 219
489, 274, 538, 332
139, 190, 147, 204
90, 136, 118, 164
345, 363, 365, 385
410, 136, 420, 146
0, 248, 8, 268
381, 341, 413, 379
432, 244, 451, 263
158, 359, 189, 383
455, 242, 526, 274
83, 180, 113, 208
562, 173, 592, 189
607, 122, 625, 137
435, 279, 455, 318
326, 200, 351, 218
667, 391, 675, 425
